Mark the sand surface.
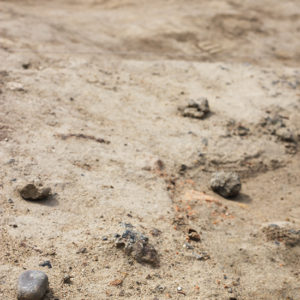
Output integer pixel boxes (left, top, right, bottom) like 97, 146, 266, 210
0, 0, 300, 299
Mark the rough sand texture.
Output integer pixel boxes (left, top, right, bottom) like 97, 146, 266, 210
0, 0, 300, 299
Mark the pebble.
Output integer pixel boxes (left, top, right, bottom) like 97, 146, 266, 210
210, 171, 241, 198
188, 228, 201, 242
193, 252, 210, 261
39, 261, 52, 269
19, 183, 51, 201
183, 242, 194, 249
18, 270, 48, 300
62, 275, 72, 284
178, 97, 210, 119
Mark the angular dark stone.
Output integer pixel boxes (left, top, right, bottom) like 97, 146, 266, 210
19, 184, 51, 201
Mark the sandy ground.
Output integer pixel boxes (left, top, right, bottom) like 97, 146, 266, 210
0, 0, 300, 299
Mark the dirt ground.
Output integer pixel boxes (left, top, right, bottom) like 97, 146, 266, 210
0, 0, 300, 299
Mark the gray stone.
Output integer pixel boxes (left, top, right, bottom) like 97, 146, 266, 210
18, 270, 48, 300
210, 171, 241, 198
179, 97, 210, 119
19, 184, 51, 201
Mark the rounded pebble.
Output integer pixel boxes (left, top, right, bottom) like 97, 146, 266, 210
18, 270, 48, 300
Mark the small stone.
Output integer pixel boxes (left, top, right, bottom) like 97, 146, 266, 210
18, 270, 48, 300
188, 229, 201, 242
62, 275, 72, 284
76, 247, 87, 254
22, 63, 31, 70
210, 171, 241, 198
179, 97, 210, 119
183, 242, 194, 249
38, 261, 52, 269
19, 184, 51, 201
236, 125, 249, 136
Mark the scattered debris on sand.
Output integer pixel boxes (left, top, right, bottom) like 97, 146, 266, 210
210, 171, 241, 198
262, 222, 300, 247
18, 270, 48, 300
193, 251, 210, 261
178, 98, 210, 119
115, 224, 159, 266
19, 183, 51, 201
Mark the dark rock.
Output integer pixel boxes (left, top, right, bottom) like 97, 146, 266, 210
210, 171, 241, 198
188, 229, 201, 242
115, 227, 159, 266
19, 184, 51, 201
62, 275, 72, 284
18, 270, 48, 300
22, 63, 31, 70
236, 125, 249, 136
39, 261, 52, 269
178, 98, 210, 119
